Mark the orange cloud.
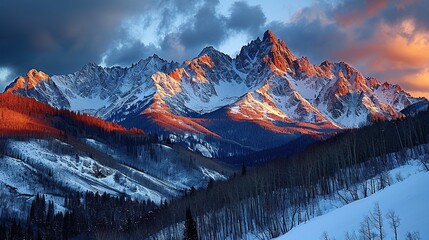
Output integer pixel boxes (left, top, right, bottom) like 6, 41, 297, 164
402, 68, 429, 98
367, 0, 389, 15
408, 90, 429, 99
395, 0, 416, 9
336, 0, 388, 27
332, 19, 429, 99
336, 21, 429, 67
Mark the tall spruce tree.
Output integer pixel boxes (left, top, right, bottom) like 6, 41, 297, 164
183, 207, 198, 240
241, 162, 247, 176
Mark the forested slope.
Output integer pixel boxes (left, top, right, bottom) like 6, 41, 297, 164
141, 108, 429, 239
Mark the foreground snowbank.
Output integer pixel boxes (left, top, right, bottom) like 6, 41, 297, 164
275, 163, 429, 240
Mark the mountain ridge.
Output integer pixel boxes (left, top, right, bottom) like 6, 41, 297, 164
5, 30, 422, 158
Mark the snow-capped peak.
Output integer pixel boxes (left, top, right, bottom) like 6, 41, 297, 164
5, 69, 50, 93
198, 46, 220, 57
263, 29, 277, 43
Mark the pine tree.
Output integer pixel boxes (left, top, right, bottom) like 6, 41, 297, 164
207, 178, 214, 190
46, 200, 55, 239
183, 207, 198, 240
241, 162, 247, 176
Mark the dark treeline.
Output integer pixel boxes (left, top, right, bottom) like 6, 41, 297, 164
0, 192, 161, 240
51, 109, 158, 154
219, 134, 317, 166
137, 109, 429, 239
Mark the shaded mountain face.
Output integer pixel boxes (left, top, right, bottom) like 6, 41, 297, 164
5, 30, 421, 158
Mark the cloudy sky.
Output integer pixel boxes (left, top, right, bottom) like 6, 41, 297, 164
1, 0, 428, 98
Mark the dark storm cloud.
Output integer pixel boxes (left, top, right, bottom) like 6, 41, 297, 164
156, 0, 205, 35
103, 41, 159, 67
103, 0, 268, 66
334, 0, 429, 34
179, 0, 228, 50
174, 0, 266, 53
381, 0, 429, 32
269, 19, 348, 64
267, 3, 347, 64
227, 1, 266, 36
0, 0, 163, 77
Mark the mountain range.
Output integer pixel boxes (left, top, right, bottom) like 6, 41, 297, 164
5, 30, 422, 159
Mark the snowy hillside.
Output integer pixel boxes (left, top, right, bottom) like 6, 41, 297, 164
0, 137, 229, 219
275, 162, 429, 240
5, 30, 422, 158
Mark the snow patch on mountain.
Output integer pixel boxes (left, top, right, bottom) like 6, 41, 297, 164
4, 139, 166, 202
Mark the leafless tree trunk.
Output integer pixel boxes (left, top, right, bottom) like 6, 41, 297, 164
359, 216, 373, 240
386, 210, 400, 240
370, 203, 384, 240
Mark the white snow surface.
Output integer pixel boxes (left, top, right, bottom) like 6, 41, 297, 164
275, 163, 429, 240
67, 94, 110, 112
200, 167, 227, 181
3, 139, 165, 202
195, 143, 213, 158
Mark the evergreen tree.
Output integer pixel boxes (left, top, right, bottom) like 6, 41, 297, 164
241, 162, 247, 176
207, 178, 214, 190
183, 207, 198, 240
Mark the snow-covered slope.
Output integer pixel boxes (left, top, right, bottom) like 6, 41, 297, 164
5, 30, 422, 157
275, 163, 429, 240
0, 137, 229, 218
1, 139, 167, 201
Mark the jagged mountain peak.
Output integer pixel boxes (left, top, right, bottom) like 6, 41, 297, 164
27, 68, 49, 78
5, 69, 50, 93
195, 46, 233, 66
366, 77, 381, 89
198, 46, 218, 57
320, 60, 335, 71
263, 29, 277, 43
234, 30, 297, 78
382, 81, 402, 91
135, 54, 168, 67
82, 62, 100, 68
150, 53, 162, 59
129, 54, 179, 76
79, 63, 106, 75
260, 30, 296, 75
293, 56, 319, 78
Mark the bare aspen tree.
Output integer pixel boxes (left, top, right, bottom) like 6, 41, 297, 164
405, 231, 421, 240
386, 210, 400, 240
359, 216, 373, 240
420, 154, 429, 171
370, 203, 384, 240
345, 231, 358, 240
321, 231, 331, 240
